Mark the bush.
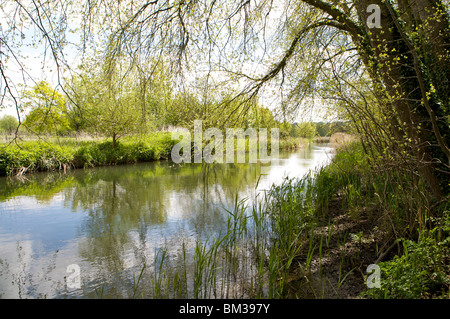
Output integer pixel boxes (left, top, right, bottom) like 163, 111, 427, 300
129, 141, 156, 162
0, 142, 75, 175
363, 212, 450, 299
0, 115, 19, 134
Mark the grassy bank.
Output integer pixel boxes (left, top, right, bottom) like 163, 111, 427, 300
0, 134, 309, 177
0, 133, 176, 176
279, 136, 309, 150
262, 141, 450, 298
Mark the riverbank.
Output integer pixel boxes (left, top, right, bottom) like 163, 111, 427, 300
3, 137, 446, 299
264, 141, 450, 298
0, 133, 310, 177
112, 140, 448, 299
0, 133, 176, 177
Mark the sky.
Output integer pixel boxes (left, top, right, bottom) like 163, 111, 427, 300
0, 1, 331, 123
0, 0, 82, 118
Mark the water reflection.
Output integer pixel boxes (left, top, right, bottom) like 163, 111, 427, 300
0, 144, 334, 298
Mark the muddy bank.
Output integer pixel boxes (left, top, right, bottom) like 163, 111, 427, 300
283, 193, 393, 299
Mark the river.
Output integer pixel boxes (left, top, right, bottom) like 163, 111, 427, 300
0, 143, 334, 298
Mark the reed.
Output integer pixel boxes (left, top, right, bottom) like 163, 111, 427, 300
117, 161, 338, 299
98, 141, 449, 299
86, 143, 344, 299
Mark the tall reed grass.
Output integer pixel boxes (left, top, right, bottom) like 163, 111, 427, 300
123, 154, 348, 299
88, 141, 450, 299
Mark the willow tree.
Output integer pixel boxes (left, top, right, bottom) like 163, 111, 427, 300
217, 0, 450, 199
101, 0, 449, 200
1, 0, 449, 198
66, 54, 144, 147
22, 81, 71, 135
347, 0, 450, 199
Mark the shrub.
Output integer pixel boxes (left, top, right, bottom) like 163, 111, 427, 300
363, 212, 450, 299
0, 142, 74, 175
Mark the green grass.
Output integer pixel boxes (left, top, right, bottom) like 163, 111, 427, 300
278, 141, 450, 299
0, 133, 307, 177
0, 133, 176, 176
362, 212, 450, 299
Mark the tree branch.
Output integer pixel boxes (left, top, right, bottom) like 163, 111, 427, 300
301, 0, 364, 38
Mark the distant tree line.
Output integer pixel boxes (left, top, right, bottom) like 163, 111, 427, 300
7, 75, 322, 144
0, 115, 19, 135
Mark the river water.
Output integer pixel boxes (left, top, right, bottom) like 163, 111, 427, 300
0, 143, 334, 298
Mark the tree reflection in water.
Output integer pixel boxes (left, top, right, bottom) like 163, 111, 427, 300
0, 145, 334, 298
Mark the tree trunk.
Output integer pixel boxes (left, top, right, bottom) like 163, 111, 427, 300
355, 0, 446, 199
112, 132, 117, 148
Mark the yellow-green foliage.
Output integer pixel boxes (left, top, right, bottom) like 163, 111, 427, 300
0, 133, 176, 176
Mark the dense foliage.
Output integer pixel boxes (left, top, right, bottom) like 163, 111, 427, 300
0, 133, 176, 176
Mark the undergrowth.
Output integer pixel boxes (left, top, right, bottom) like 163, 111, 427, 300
260, 141, 449, 298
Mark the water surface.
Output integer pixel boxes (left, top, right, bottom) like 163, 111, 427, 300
0, 143, 333, 298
